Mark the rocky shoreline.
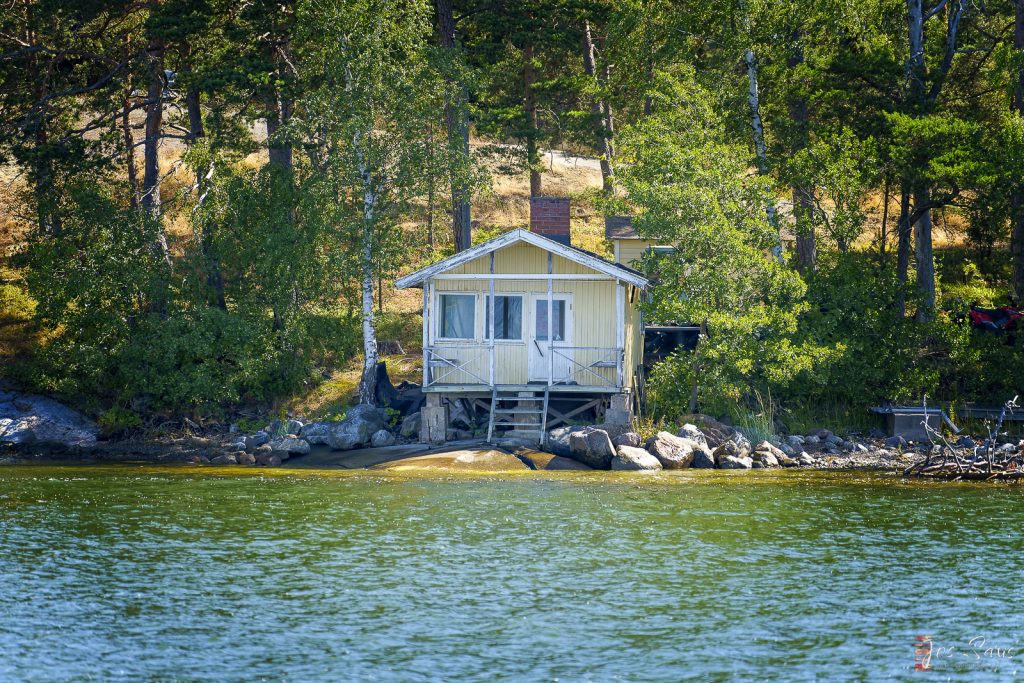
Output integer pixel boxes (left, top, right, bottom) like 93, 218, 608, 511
2, 388, 1017, 475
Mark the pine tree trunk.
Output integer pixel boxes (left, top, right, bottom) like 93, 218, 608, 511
582, 22, 614, 193
436, 0, 472, 252
789, 33, 815, 273
266, 93, 293, 172
186, 86, 226, 311
141, 39, 171, 265
122, 83, 140, 210
1012, 0, 1024, 302
913, 185, 936, 321
744, 47, 783, 261
524, 44, 542, 196
895, 184, 912, 318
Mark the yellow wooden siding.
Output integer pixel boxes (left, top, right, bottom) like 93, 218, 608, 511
425, 240, 645, 390
614, 239, 656, 267
447, 241, 600, 276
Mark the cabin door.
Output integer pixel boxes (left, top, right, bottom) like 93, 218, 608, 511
528, 294, 573, 383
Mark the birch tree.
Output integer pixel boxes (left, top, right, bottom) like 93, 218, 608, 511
295, 0, 444, 404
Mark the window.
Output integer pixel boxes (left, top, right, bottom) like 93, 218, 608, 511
438, 294, 476, 339
535, 299, 566, 342
485, 295, 523, 340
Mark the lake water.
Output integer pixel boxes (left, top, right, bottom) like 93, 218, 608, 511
1, 465, 1022, 681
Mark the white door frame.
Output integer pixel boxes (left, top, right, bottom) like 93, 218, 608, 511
527, 293, 573, 382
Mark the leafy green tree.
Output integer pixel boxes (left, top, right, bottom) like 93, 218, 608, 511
613, 74, 810, 415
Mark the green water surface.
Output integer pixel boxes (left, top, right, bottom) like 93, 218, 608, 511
1, 466, 1022, 681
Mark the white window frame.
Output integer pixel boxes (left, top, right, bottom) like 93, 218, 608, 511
434, 292, 479, 342
485, 292, 526, 344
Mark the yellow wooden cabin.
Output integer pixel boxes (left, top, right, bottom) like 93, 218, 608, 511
606, 215, 673, 267
396, 198, 650, 444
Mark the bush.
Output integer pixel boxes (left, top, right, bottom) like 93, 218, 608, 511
97, 407, 142, 435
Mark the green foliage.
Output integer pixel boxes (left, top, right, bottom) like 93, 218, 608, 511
97, 407, 142, 436
615, 73, 816, 415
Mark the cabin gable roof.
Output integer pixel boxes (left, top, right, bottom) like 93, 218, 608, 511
395, 228, 649, 289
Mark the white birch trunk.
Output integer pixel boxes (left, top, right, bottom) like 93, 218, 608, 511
355, 131, 379, 405
744, 48, 783, 262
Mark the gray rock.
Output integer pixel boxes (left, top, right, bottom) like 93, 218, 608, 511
371, 429, 396, 447
677, 423, 708, 448
237, 452, 256, 465
786, 434, 805, 447
611, 446, 663, 471
804, 434, 821, 445
210, 453, 238, 465
286, 419, 304, 436
808, 428, 833, 439
0, 391, 98, 449
779, 442, 797, 457
645, 431, 705, 469
777, 453, 798, 467
231, 440, 248, 452
255, 452, 283, 467
245, 431, 271, 450
254, 443, 273, 455
955, 435, 976, 449
592, 423, 636, 442
612, 431, 642, 448
825, 434, 844, 446
754, 440, 786, 460
326, 404, 389, 450
998, 442, 1017, 454
719, 454, 753, 469
269, 436, 310, 456
568, 427, 616, 469
751, 444, 780, 468
732, 433, 752, 455
797, 452, 816, 466
884, 435, 907, 449
546, 426, 587, 457
690, 447, 716, 469
399, 412, 422, 439
712, 439, 752, 465
300, 422, 332, 445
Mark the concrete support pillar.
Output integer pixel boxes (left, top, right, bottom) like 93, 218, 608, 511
605, 392, 632, 426
420, 393, 448, 444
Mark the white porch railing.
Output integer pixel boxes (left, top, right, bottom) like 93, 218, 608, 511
550, 346, 621, 388
424, 344, 623, 388
424, 345, 489, 386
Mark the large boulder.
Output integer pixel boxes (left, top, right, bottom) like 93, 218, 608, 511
611, 446, 663, 471
399, 412, 421, 439
300, 422, 332, 446
690, 447, 716, 469
645, 431, 707, 470
547, 426, 588, 457
326, 404, 389, 451
568, 427, 616, 469
370, 429, 396, 448
751, 449, 779, 468
679, 414, 734, 448
712, 440, 754, 468
269, 436, 310, 456
210, 453, 238, 465
719, 454, 754, 469
245, 431, 271, 450
612, 431, 642, 448
677, 423, 708, 448
0, 390, 98, 449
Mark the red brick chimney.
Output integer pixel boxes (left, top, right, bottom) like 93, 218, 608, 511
529, 196, 571, 246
